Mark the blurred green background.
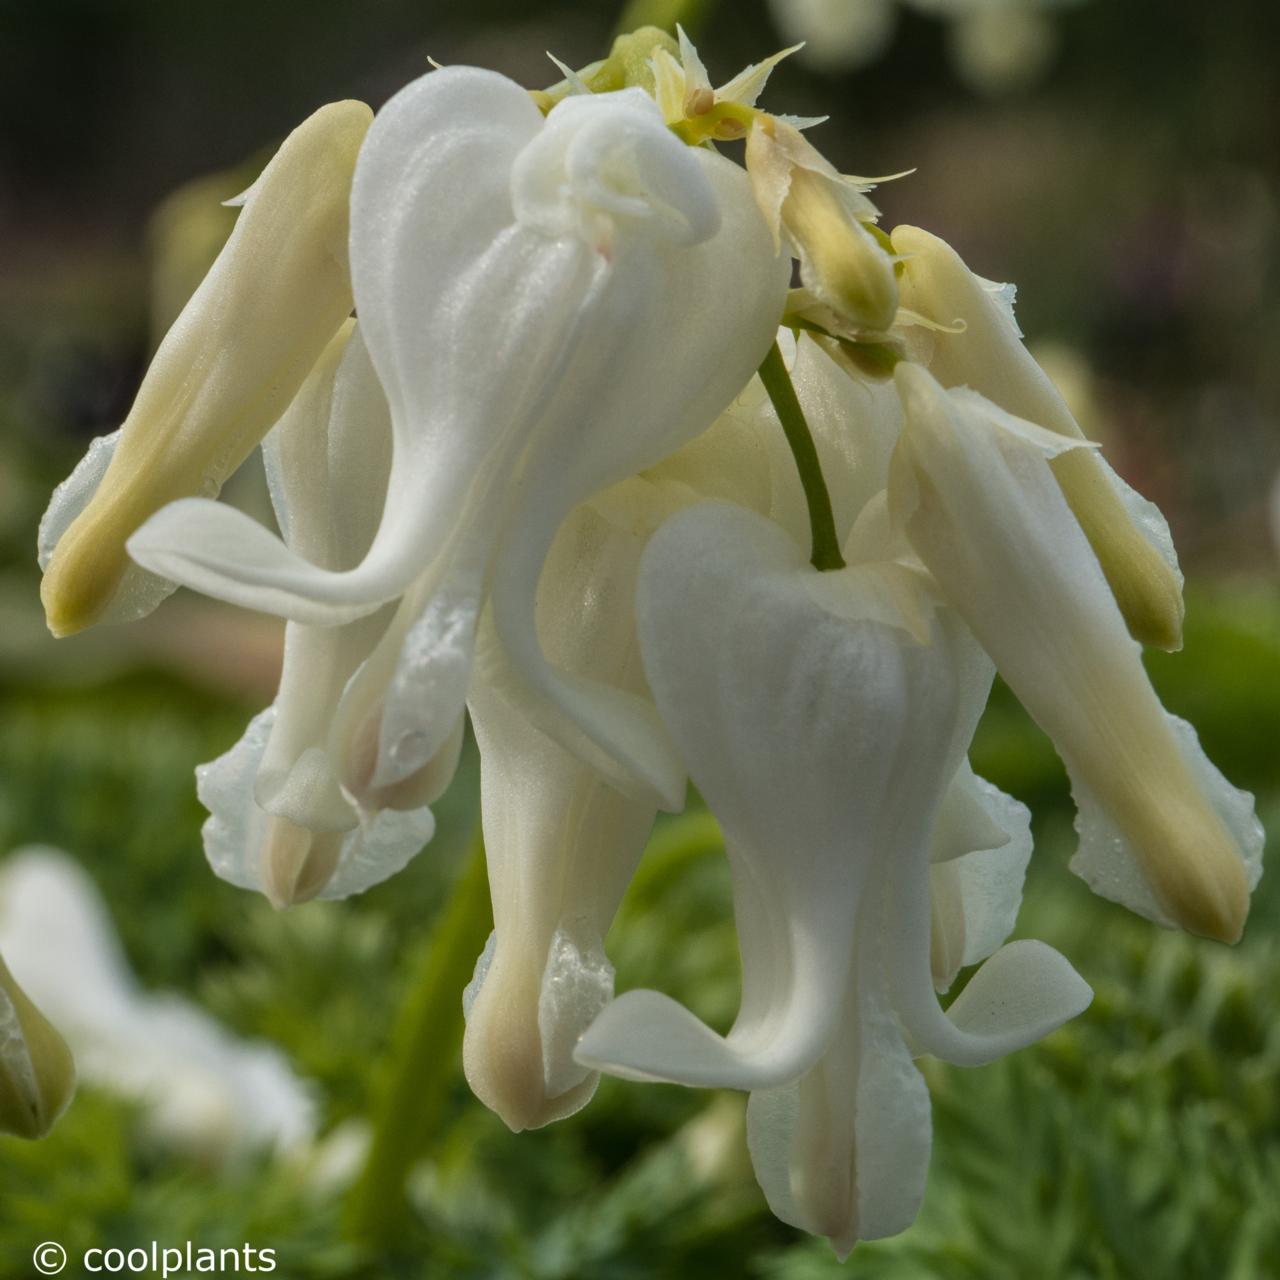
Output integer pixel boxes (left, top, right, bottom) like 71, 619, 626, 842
1, 1, 1278, 1276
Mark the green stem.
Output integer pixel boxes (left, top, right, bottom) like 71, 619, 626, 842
343, 828, 493, 1244
757, 341, 846, 572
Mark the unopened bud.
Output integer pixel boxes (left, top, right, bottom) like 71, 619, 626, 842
40, 99, 372, 638
784, 166, 898, 332
0, 955, 75, 1139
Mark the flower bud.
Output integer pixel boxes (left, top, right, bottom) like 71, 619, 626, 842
747, 116, 897, 333
0, 955, 75, 1139
39, 99, 372, 638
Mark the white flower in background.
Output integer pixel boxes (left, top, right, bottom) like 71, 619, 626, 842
769, 0, 1082, 95
0, 849, 315, 1161
27, 23, 1267, 1254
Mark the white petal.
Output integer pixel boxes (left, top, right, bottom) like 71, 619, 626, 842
1069, 712, 1264, 927
892, 224, 1184, 650
929, 763, 1033, 991
463, 498, 659, 1131
197, 707, 434, 903
486, 148, 788, 804
577, 502, 968, 1089
746, 946, 932, 1259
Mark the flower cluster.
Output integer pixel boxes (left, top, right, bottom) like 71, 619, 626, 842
37, 27, 1264, 1256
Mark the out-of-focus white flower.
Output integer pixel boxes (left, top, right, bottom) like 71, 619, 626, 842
0, 849, 316, 1162
767, 0, 898, 72
39, 100, 371, 638
771, 0, 1077, 94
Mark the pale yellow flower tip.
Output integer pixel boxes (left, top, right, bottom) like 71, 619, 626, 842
1050, 449, 1186, 652
1132, 786, 1251, 943
260, 817, 344, 910
0, 955, 76, 1140
40, 98, 372, 638
785, 166, 898, 333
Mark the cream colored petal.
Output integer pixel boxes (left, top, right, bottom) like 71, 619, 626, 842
42, 99, 370, 636
893, 364, 1258, 942
892, 224, 1185, 650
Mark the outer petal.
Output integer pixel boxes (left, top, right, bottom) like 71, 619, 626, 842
128, 68, 551, 623
892, 364, 1260, 943
200, 324, 439, 906
929, 762, 1034, 992
576, 503, 967, 1089
892, 224, 1184, 651
43, 99, 370, 636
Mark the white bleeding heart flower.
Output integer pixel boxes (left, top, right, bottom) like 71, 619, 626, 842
128, 67, 789, 812
892, 224, 1185, 651
462, 407, 788, 1132
576, 501, 1090, 1256
197, 322, 445, 908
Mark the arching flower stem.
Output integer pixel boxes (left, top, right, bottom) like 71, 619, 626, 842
758, 340, 847, 571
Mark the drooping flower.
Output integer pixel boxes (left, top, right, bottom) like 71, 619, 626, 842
892, 224, 1186, 651
463, 408, 786, 1131
576, 501, 1091, 1255
39, 99, 372, 638
196, 322, 446, 908
128, 68, 790, 810
889, 364, 1263, 940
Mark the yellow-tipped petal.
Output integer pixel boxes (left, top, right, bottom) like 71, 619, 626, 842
892, 223, 1185, 651
40, 98, 372, 637
0, 955, 76, 1140
892, 363, 1258, 945
1049, 449, 1186, 651
784, 167, 897, 332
